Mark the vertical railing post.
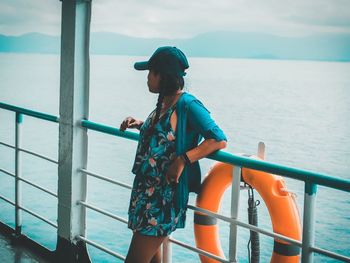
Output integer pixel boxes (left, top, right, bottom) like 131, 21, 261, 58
301, 182, 317, 263
56, 0, 91, 262
15, 112, 23, 236
229, 166, 242, 262
162, 235, 172, 263
257, 142, 265, 160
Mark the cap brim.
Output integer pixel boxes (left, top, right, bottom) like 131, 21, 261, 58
134, 61, 149, 71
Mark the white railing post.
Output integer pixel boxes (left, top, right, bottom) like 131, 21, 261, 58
257, 142, 265, 160
229, 166, 242, 262
301, 182, 317, 263
56, 0, 91, 261
15, 112, 23, 236
162, 234, 172, 263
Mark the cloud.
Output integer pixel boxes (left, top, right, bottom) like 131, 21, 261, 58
252, 0, 350, 33
0, 0, 349, 38
88, 0, 350, 37
285, 1, 350, 28
0, 0, 61, 36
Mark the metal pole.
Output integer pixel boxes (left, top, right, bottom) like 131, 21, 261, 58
15, 112, 23, 236
162, 235, 172, 263
301, 182, 317, 263
229, 166, 242, 262
56, 0, 91, 261
257, 142, 265, 160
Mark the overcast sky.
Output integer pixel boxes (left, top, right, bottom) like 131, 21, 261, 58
0, 0, 349, 38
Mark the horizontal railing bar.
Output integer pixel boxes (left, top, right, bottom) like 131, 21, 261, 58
18, 148, 58, 164
0, 141, 58, 164
81, 119, 350, 193
78, 201, 128, 224
81, 119, 139, 141
0, 168, 57, 197
210, 151, 350, 193
187, 204, 302, 247
79, 200, 301, 262
0, 141, 15, 149
80, 169, 132, 190
0, 102, 59, 123
76, 235, 125, 261
0, 194, 15, 206
19, 177, 57, 198
169, 237, 231, 263
78, 198, 230, 262
77, 201, 230, 262
312, 246, 350, 262
0, 178, 56, 227
0, 168, 15, 177
19, 205, 57, 228
0, 105, 348, 192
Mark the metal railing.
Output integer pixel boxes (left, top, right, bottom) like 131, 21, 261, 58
1, 102, 350, 262
0, 102, 59, 234
81, 119, 350, 263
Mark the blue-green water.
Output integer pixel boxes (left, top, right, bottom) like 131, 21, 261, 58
0, 54, 349, 262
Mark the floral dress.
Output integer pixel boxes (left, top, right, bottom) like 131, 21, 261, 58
127, 104, 187, 236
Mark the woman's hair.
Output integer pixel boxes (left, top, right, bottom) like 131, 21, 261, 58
144, 70, 184, 142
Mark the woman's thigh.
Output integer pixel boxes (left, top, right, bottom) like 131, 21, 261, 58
125, 231, 167, 263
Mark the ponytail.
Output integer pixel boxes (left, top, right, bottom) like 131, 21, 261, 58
150, 91, 165, 132
142, 91, 164, 146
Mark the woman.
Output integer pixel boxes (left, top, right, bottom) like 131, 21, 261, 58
120, 46, 227, 263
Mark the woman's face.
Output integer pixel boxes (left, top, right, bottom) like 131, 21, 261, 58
147, 70, 161, 93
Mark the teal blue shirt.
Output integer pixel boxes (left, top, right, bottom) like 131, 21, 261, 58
174, 92, 227, 210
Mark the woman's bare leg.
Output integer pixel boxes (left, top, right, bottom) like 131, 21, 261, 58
150, 247, 162, 263
125, 231, 167, 263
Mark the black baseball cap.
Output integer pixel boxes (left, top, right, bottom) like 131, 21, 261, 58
134, 46, 189, 76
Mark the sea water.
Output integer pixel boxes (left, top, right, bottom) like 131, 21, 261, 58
0, 53, 349, 262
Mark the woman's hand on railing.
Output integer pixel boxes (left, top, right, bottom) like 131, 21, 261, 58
119, 117, 143, 131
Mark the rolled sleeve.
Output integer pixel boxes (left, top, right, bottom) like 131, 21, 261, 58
187, 100, 227, 142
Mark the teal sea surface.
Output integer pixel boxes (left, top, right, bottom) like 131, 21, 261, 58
0, 54, 349, 262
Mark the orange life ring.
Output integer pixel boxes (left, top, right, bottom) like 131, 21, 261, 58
194, 160, 301, 263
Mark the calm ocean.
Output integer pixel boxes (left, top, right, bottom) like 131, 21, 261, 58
0, 54, 349, 262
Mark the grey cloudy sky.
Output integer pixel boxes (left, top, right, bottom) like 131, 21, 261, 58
0, 0, 349, 38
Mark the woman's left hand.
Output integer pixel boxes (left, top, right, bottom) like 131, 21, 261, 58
165, 156, 186, 184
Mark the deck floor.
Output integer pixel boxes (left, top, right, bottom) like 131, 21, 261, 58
0, 232, 51, 263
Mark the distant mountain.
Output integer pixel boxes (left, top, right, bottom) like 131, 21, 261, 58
180, 31, 350, 61
0, 32, 60, 53
0, 31, 349, 61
